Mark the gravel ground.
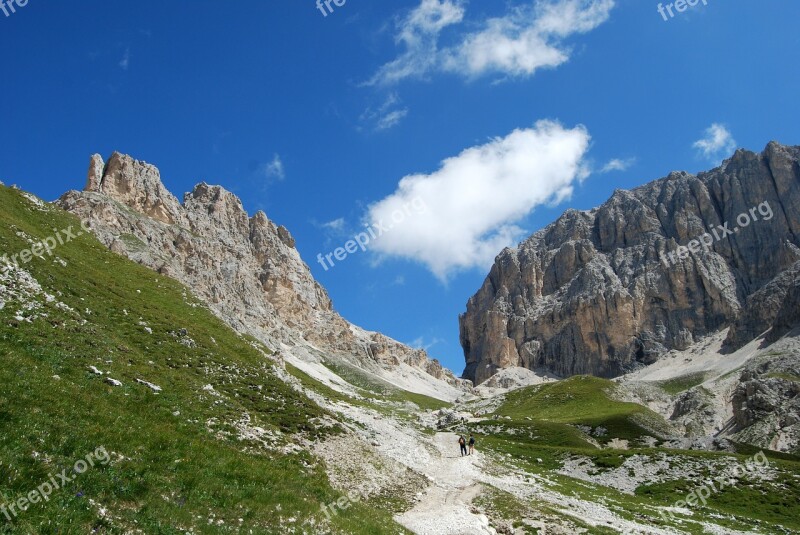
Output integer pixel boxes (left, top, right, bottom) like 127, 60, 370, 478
291, 351, 772, 534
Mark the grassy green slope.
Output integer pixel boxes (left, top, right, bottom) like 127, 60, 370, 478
470, 376, 800, 533
653, 372, 708, 395
0, 186, 409, 534
494, 376, 671, 444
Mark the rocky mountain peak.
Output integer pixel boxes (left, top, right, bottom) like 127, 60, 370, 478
461, 142, 800, 384
84, 152, 182, 225
183, 182, 251, 237
60, 152, 470, 394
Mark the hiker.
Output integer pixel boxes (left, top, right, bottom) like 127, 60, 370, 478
458, 435, 467, 456
468, 434, 476, 455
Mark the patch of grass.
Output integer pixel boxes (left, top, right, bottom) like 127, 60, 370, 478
716, 365, 747, 382
474, 420, 593, 452
399, 391, 450, 411
481, 426, 800, 534
475, 483, 640, 535
473, 485, 546, 534
284, 362, 372, 410
480, 373, 800, 534
493, 376, 669, 444
636, 457, 800, 533
655, 372, 708, 395
729, 441, 800, 462
118, 233, 148, 252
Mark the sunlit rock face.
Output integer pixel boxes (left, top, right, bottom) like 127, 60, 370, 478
60, 152, 471, 392
461, 143, 800, 384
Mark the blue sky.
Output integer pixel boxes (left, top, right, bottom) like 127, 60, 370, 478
1, 0, 799, 375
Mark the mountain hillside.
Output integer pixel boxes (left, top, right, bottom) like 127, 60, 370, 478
58, 153, 469, 399
3, 177, 800, 534
0, 184, 412, 533
460, 142, 800, 384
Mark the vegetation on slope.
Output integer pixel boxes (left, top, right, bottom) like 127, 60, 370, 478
320, 358, 450, 411
469, 376, 800, 533
654, 372, 708, 395
493, 376, 673, 444
0, 186, 408, 534
4, 184, 798, 534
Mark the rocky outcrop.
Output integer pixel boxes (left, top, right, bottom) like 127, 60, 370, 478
670, 388, 716, 438
731, 346, 800, 452
60, 152, 470, 392
85, 153, 183, 225
461, 142, 800, 384
725, 262, 800, 348
766, 271, 800, 344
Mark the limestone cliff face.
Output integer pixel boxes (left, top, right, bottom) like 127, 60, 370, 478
60, 152, 468, 390
461, 142, 800, 384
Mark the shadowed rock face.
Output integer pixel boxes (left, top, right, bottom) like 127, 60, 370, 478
60, 152, 470, 391
725, 261, 800, 347
731, 346, 800, 452
461, 142, 800, 385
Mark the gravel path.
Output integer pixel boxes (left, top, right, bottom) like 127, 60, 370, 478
297, 372, 764, 534
394, 432, 692, 535
395, 433, 495, 535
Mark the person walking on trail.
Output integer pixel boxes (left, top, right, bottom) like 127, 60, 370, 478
468, 434, 476, 455
458, 435, 467, 456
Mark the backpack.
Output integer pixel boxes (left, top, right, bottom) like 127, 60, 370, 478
469, 437, 475, 445
459, 437, 465, 445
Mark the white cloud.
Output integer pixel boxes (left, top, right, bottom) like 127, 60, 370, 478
600, 157, 635, 173
693, 124, 737, 162
119, 48, 130, 70
322, 218, 346, 231
314, 217, 349, 246
444, 0, 614, 78
367, 0, 614, 85
360, 93, 410, 132
365, 0, 465, 86
264, 154, 285, 180
365, 120, 591, 280
376, 109, 409, 131
409, 336, 443, 351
